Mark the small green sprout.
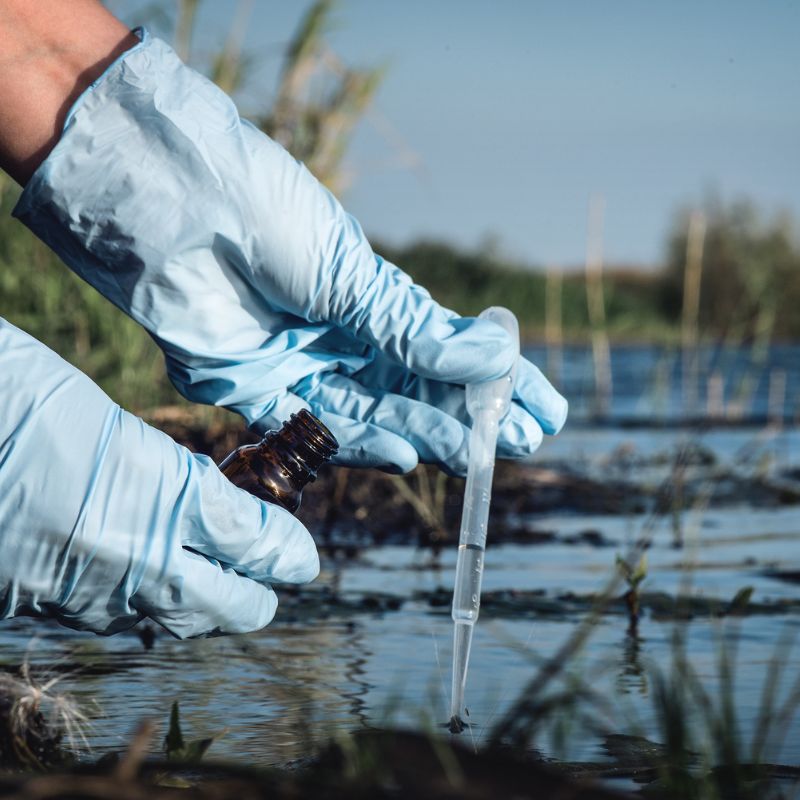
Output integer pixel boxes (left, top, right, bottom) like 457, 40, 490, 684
728, 586, 754, 615
616, 553, 648, 633
164, 702, 214, 763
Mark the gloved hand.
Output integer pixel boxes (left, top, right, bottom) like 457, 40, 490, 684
0, 318, 319, 638
13, 29, 567, 476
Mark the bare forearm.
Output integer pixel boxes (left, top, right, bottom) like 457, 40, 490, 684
0, 0, 136, 185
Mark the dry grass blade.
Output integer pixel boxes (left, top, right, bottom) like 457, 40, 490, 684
115, 721, 156, 783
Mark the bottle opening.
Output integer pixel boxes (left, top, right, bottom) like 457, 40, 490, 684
263, 409, 338, 484
291, 409, 338, 458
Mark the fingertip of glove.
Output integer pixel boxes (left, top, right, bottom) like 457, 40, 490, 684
543, 394, 569, 435
155, 580, 280, 639
239, 584, 281, 633
206, 583, 282, 636
333, 447, 418, 474
496, 404, 545, 460
218, 588, 281, 636
514, 359, 569, 436
261, 504, 320, 584
328, 422, 420, 474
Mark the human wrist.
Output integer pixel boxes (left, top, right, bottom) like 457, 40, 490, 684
0, 0, 137, 185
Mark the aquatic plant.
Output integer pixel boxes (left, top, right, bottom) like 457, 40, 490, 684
390, 465, 452, 550
164, 701, 214, 763
487, 594, 800, 798
616, 553, 648, 633
637, 624, 800, 799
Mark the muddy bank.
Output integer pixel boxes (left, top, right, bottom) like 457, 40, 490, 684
149, 411, 800, 550
0, 728, 634, 799
1, 725, 797, 799
418, 587, 800, 622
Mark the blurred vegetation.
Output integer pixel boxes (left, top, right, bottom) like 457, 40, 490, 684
136, 0, 384, 194
376, 200, 800, 343
375, 238, 675, 341
0, 172, 175, 412
661, 199, 800, 342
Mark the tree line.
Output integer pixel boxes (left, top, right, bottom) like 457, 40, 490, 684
377, 198, 800, 343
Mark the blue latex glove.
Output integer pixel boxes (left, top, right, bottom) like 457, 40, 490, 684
13, 29, 567, 476
0, 318, 318, 638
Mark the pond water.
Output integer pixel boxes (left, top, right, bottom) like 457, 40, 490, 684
525, 342, 800, 425
1, 346, 798, 772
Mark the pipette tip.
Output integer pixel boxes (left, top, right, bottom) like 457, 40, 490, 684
448, 714, 466, 734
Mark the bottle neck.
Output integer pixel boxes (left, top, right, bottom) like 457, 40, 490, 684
260, 410, 338, 487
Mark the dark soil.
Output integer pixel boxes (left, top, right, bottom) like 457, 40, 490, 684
149, 411, 800, 553
1, 727, 797, 799
0, 727, 636, 799
415, 587, 800, 622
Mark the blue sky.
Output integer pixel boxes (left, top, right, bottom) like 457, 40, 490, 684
112, 1, 799, 268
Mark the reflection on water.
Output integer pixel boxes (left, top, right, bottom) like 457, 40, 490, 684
617, 631, 648, 697
0, 424, 798, 768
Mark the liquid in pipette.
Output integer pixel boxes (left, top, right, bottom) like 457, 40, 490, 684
452, 544, 484, 622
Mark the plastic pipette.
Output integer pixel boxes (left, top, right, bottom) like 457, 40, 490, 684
449, 306, 519, 733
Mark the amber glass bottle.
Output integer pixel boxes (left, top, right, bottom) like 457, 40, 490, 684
219, 410, 338, 512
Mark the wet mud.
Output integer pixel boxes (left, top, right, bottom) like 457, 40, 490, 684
150, 412, 800, 552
